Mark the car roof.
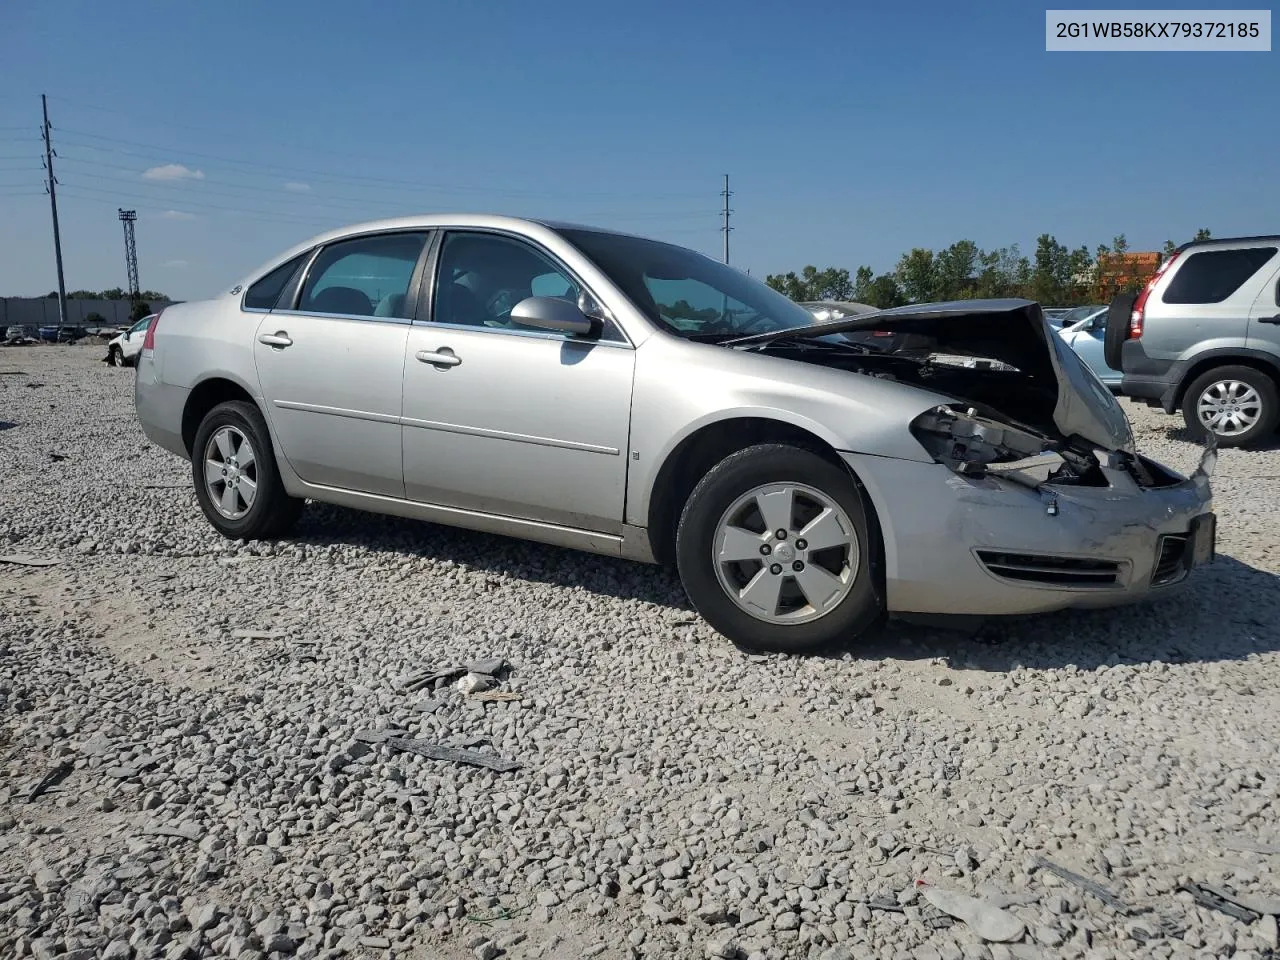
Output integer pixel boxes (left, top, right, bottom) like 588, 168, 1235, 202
230, 214, 663, 295
1176, 234, 1280, 253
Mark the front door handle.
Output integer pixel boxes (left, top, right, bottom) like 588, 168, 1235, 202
416, 348, 461, 368
1258, 315, 1280, 325
258, 332, 293, 348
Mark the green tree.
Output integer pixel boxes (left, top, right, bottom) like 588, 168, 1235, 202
1111, 234, 1128, 256
1194, 228, 1212, 241
129, 301, 153, 323
1030, 234, 1073, 306
864, 273, 904, 308
895, 248, 937, 303
1162, 239, 1178, 257
99, 287, 126, 300
933, 240, 979, 300
764, 265, 854, 302
973, 244, 1031, 299
852, 265, 876, 303
1065, 245, 1094, 302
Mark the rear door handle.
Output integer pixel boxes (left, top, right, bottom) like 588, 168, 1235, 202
1258, 315, 1280, 325
416, 348, 461, 368
258, 332, 293, 348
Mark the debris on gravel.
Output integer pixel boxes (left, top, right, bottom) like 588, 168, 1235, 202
4, 345, 1280, 959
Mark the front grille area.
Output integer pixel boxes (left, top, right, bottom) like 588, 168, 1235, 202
1152, 535, 1189, 585
977, 551, 1122, 588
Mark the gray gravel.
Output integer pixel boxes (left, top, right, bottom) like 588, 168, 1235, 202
3, 344, 1280, 960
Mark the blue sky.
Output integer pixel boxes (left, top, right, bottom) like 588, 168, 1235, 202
0, 0, 1275, 299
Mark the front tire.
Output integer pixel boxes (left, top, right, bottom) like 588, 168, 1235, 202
108, 346, 123, 367
1180, 365, 1278, 448
191, 400, 303, 540
675, 444, 881, 653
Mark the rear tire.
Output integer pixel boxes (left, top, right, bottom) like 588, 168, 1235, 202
1180, 365, 1278, 448
191, 400, 303, 539
675, 443, 881, 654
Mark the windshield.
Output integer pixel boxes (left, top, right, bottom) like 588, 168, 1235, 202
556, 228, 819, 338
1059, 304, 1105, 324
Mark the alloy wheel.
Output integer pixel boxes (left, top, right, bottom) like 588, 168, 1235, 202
1197, 379, 1262, 437
712, 482, 859, 625
203, 426, 258, 520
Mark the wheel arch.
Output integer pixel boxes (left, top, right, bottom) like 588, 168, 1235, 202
644, 415, 885, 581
181, 375, 262, 457
1173, 351, 1280, 408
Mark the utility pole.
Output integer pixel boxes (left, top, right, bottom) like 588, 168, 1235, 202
41, 94, 67, 334
720, 174, 733, 264
119, 209, 140, 310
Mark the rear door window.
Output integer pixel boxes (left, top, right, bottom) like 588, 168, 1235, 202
299, 232, 429, 320
1163, 247, 1278, 304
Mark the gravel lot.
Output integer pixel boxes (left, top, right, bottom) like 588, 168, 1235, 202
3, 344, 1280, 960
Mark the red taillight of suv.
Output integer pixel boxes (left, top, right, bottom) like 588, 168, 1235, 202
1128, 251, 1180, 340
142, 309, 163, 351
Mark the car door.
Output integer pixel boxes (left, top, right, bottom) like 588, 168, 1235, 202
1246, 254, 1280, 365
252, 230, 430, 498
401, 229, 635, 533
1062, 310, 1119, 385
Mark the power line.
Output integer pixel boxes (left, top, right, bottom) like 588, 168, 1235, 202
41, 94, 68, 331
55, 159, 719, 226
49, 95, 712, 189
57, 128, 707, 203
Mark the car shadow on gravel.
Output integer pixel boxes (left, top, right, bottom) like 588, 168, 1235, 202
865, 554, 1280, 672
293, 503, 693, 609
295, 508, 1280, 671
1161, 424, 1280, 451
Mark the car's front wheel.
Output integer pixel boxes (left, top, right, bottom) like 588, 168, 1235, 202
191, 400, 303, 540
108, 345, 123, 366
675, 444, 881, 653
1181, 365, 1279, 448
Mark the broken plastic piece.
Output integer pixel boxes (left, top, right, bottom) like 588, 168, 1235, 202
916, 883, 1025, 943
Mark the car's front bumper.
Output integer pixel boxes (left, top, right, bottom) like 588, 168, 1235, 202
843, 449, 1214, 617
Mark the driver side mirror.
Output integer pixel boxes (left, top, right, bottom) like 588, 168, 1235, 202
510, 296, 595, 337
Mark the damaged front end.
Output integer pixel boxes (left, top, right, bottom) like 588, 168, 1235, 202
910, 404, 1101, 490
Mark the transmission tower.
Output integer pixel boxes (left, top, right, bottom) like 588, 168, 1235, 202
118, 209, 140, 303
720, 174, 733, 264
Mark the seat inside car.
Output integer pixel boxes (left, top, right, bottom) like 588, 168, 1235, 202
308, 286, 372, 317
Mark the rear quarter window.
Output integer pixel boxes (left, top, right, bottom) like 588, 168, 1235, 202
243, 253, 310, 310
1162, 247, 1278, 304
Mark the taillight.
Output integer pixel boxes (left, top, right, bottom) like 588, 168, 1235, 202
1128, 251, 1180, 340
142, 310, 163, 351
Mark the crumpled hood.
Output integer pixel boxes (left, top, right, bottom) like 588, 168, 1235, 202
728, 298, 1136, 453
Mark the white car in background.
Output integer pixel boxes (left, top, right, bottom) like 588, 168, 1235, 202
105, 315, 156, 367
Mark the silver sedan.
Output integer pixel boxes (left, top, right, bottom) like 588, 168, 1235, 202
135, 215, 1216, 652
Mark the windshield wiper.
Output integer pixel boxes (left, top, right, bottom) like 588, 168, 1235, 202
735, 334, 881, 355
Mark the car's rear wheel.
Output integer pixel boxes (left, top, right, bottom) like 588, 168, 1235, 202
675, 444, 881, 653
191, 400, 303, 539
1180, 365, 1279, 448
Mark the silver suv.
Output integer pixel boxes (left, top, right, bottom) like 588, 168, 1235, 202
1112, 235, 1280, 447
